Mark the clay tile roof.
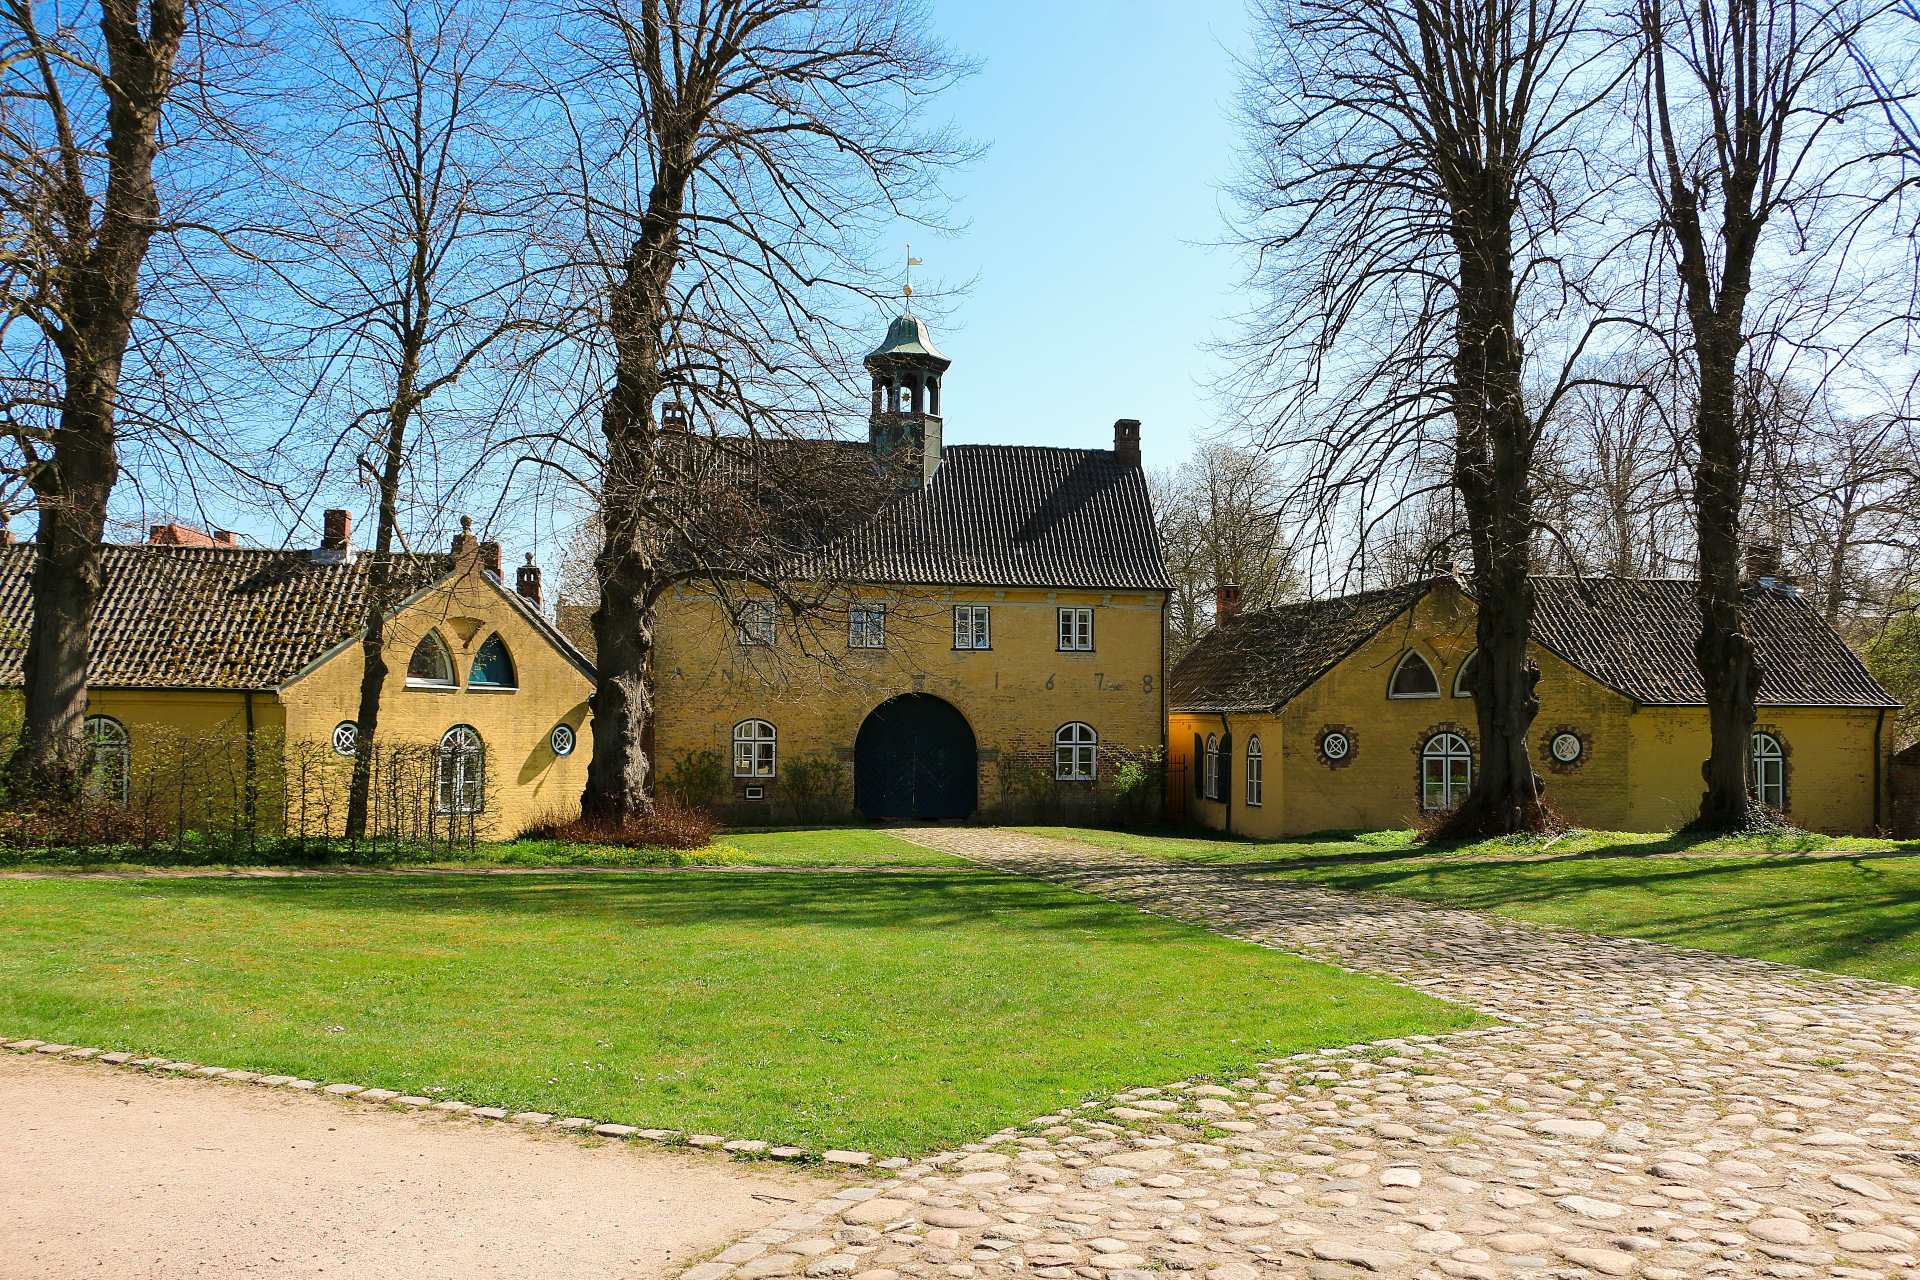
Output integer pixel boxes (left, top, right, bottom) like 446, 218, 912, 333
1527, 575, 1899, 708
1169, 575, 1900, 713
1168, 581, 1432, 713
807, 444, 1171, 591
0, 543, 453, 691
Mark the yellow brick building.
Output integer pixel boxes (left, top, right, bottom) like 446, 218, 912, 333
0, 516, 593, 839
1168, 576, 1900, 837
647, 313, 1171, 822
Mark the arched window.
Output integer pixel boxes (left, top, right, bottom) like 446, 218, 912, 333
1751, 732, 1786, 810
1453, 650, 1479, 698
1389, 651, 1440, 698
733, 719, 776, 778
435, 724, 485, 815
83, 715, 130, 805
1421, 732, 1472, 811
468, 634, 516, 689
406, 632, 455, 688
1055, 722, 1098, 781
1203, 733, 1220, 800
1245, 735, 1263, 807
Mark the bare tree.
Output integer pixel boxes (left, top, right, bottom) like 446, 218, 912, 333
275, 0, 540, 840
525, 0, 971, 826
1229, 0, 1623, 834
0, 0, 250, 794
1543, 361, 1693, 577
1633, 0, 1912, 827
1154, 443, 1298, 660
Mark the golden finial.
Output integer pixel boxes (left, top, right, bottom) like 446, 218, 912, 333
903, 244, 923, 310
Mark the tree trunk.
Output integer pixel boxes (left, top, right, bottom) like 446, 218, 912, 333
581, 536, 657, 825
8, 370, 121, 798
1690, 337, 1761, 827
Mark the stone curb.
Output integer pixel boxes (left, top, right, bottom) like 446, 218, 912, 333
0, 1035, 875, 1169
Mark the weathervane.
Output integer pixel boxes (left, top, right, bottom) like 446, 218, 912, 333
903, 244, 923, 311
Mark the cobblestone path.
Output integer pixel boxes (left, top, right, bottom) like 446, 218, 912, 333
686, 827, 1920, 1280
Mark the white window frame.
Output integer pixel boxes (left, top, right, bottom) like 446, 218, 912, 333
436, 724, 485, 815
953, 604, 991, 650
736, 600, 775, 646
733, 719, 777, 778
1389, 650, 1441, 699
83, 714, 130, 805
1055, 721, 1098, 781
405, 632, 457, 688
1203, 733, 1220, 800
1245, 735, 1263, 806
1057, 606, 1094, 652
1420, 732, 1472, 811
1452, 650, 1478, 698
849, 605, 887, 650
1751, 732, 1785, 809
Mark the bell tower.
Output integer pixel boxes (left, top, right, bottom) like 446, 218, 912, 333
865, 311, 950, 485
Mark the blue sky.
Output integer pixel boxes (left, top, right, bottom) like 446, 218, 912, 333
895, 0, 1252, 473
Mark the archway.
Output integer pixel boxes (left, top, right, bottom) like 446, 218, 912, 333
854, 693, 978, 820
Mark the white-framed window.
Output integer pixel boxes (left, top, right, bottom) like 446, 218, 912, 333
83, 714, 130, 805
849, 605, 886, 649
469, 634, 516, 688
406, 632, 456, 687
1055, 721, 1098, 781
1389, 650, 1440, 698
436, 724, 485, 815
1204, 733, 1220, 800
736, 600, 774, 646
331, 721, 359, 757
1421, 732, 1472, 811
1453, 650, 1478, 698
1751, 731, 1785, 809
549, 723, 576, 757
953, 604, 991, 650
1246, 735, 1263, 806
1057, 606, 1094, 651
733, 719, 777, 778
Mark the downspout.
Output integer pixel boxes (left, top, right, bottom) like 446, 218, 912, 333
1160, 591, 1169, 820
242, 690, 258, 851
1218, 710, 1233, 837
1872, 707, 1886, 832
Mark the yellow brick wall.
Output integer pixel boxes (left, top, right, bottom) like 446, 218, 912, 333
279, 566, 594, 839
651, 584, 1167, 820
79, 689, 288, 830
1175, 581, 1886, 837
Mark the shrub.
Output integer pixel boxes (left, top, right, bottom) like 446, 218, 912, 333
659, 749, 729, 810
520, 798, 717, 851
781, 754, 850, 823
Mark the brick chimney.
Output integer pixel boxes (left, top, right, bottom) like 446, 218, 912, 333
1113, 419, 1141, 467
212, 529, 239, 546
322, 509, 351, 552
0, 528, 15, 547
1743, 542, 1781, 582
1215, 583, 1243, 621
516, 553, 542, 608
479, 540, 503, 578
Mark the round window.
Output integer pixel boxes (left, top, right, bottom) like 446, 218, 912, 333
1321, 730, 1351, 761
1550, 731, 1583, 764
550, 723, 577, 757
331, 721, 358, 757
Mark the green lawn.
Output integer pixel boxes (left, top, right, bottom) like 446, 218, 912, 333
0, 826, 965, 871
0, 867, 1476, 1153
1032, 826, 1920, 987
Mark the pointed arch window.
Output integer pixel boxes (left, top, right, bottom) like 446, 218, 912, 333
436, 724, 485, 814
1751, 732, 1786, 810
469, 634, 517, 689
1421, 732, 1472, 810
83, 715, 130, 805
1388, 651, 1440, 698
1453, 650, 1479, 698
406, 632, 456, 688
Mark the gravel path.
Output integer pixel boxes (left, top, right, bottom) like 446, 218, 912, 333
683, 827, 1920, 1280
1, 1052, 826, 1279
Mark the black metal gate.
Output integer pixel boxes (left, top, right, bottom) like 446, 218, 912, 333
854, 694, 978, 820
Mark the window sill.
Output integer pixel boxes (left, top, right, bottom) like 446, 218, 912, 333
1388, 692, 1441, 700
951, 646, 993, 653
405, 681, 459, 692
467, 685, 518, 693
